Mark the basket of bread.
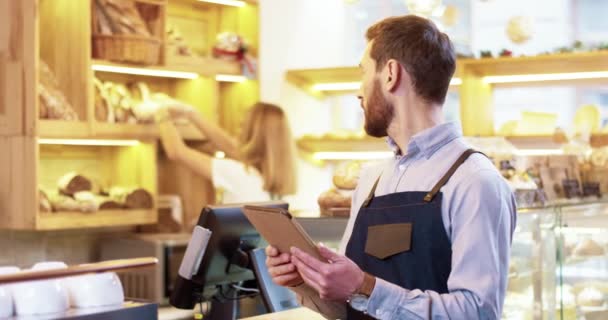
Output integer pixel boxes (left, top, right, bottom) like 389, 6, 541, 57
317, 161, 362, 217
92, 0, 163, 65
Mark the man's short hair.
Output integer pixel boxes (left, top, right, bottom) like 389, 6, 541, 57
366, 15, 456, 104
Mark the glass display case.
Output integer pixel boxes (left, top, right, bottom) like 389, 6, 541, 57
504, 207, 557, 320
557, 202, 608, 320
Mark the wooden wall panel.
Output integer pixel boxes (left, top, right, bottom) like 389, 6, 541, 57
0, 136, 37, 229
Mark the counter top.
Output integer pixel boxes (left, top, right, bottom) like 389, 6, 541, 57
239, 307, 325, 320
10, 301, 158, 320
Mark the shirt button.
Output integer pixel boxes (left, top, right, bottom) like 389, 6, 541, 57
398, 164, 405, 171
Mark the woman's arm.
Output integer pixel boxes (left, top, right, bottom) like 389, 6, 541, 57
185, 109, 241, 160
157, 108, 213, 181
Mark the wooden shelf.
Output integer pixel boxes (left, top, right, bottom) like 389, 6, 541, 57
504, 133, 568, 149
297, 136, 387, 153
92, 57, 241, 79
39, 120, 90, 139
37, 209, 157, 230
286, 62, 464, 98
93, 122, 205, 141
38, 120, 205, 141
286, 52, 608, 97
462, 51, 608, 77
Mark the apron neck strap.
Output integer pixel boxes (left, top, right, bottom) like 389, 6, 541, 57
362, 175, 382, 208
423, 148, 485, 202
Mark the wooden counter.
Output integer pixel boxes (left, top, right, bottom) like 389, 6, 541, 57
239, 307, 326, 320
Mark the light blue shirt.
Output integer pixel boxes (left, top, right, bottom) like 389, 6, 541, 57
338, 122, 517, 320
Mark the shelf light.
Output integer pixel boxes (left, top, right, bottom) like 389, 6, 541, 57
311, 77, 462, 92
38, 139, 140, 147
312, 151, 393, 160
483, 71, 608, 84
512, 148, 564, 156
216, 74, 247, 82
197, 0, 246, 7
92, 64, 198, 80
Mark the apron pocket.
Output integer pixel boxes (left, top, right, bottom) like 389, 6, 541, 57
365, 223, 412, 260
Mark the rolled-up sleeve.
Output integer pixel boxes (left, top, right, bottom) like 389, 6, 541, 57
365, 169, 517, 320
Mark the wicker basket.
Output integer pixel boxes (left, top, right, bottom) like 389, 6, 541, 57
93, 34, 161, 65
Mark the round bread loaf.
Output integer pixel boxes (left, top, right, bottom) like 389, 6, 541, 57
333, 161, 362, 190
318, 188, 352, 209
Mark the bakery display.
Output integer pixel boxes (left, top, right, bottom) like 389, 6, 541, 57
39, 190, 52, 213
94, 79, 195, 125
572, 238, 605, 257
577, 287, 605, 307
103, 187, 154, 209
318, 161, 364, 216
318, 189, 352, 210
92, 0, 162, 65
57, 172, 93, 197
332, 161, 362, 190
38, 61, 79, 121
40, 173, 153, 213
93, 0, 151, 37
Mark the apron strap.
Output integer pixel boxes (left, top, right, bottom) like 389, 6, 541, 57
423, 148, 485, 202
362, 175, 381, 208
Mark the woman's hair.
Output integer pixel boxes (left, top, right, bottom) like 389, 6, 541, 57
239, 102, 297, 196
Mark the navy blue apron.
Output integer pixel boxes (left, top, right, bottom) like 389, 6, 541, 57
345, 149, 481, 319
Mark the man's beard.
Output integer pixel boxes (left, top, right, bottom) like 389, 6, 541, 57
363, 79, 394, 138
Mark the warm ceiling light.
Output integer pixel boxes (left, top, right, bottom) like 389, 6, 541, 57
38, 139, 140, 147
483, 71, 608, 84
312, 77, 462, 92
215, 74, 247, 82
197, 0, 245, 7
92, 64, 198, 79
312, 151, 393, 160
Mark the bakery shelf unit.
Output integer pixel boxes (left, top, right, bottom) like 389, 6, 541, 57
285, 51, 608, 138
296, 133, 572, 163
0, 0, 260, 230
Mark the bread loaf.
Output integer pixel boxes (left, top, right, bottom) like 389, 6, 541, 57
58, 173, 92, 197
317, 188, 352, 209
103, 187, 153, 209
333, 161, 362, 190
572, 238, 605, 257
39, 190, 52, 213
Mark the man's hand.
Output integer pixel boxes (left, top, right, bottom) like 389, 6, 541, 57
291, 244, 364, 301
265, 245, 304, 287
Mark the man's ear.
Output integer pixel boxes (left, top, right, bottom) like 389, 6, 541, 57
385, 59, 401, 92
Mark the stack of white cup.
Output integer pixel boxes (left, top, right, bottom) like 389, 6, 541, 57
1, 261, 124, 318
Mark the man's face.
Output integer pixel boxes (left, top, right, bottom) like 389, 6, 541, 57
358, 42, 394, 138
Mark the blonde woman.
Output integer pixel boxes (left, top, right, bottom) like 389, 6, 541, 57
156, 102, 297, 203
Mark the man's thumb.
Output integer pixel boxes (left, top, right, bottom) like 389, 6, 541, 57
317, 243, 339, 262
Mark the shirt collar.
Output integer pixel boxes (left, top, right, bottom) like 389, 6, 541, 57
386, 122, 462, 159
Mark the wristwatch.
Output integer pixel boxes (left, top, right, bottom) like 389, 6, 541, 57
348, 272, 376, 312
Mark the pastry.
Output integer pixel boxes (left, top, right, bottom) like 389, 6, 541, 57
318, 188, 352, 209
577, 287, 605, 307
102, 187, 153, 209
39, 189, 52, 213
333, 161, 362, 190
58, 173, 92, 197
572, 238, 605, 257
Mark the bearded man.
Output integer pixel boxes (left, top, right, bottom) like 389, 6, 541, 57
266, 15, 517, 320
